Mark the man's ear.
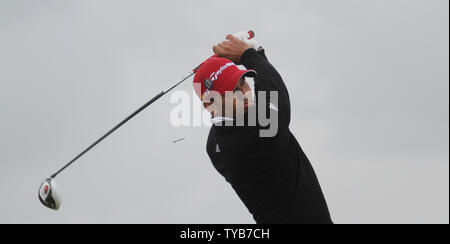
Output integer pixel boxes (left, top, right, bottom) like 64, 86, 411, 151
204, 102, 216, 115
203, 96, 217, 116
202, 91, 223, 116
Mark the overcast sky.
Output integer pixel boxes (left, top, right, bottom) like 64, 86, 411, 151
0, 0, 448, 224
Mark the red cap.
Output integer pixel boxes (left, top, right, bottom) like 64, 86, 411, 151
193, 56, 256, 100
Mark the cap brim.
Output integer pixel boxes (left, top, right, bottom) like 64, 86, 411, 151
216, 69, 257, 95
231, 69, 257, 91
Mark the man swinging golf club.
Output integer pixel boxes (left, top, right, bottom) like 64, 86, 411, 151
38, 31, 332, 224
193, 32, 333, 224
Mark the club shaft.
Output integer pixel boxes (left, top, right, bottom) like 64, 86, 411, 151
51, 71, 195, 178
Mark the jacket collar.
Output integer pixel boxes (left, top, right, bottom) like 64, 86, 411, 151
211, 116, 234, 125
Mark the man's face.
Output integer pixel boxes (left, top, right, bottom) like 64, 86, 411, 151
205, 76, 254, 118
230, 76, 253, 114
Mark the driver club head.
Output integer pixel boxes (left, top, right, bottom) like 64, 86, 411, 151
38, 178, 62, 211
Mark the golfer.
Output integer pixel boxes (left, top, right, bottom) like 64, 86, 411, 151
193, 34, 332, 224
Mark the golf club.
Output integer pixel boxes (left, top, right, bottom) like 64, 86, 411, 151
38, 30, 256, 210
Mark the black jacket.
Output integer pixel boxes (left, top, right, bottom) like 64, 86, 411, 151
206, 48, 332, 224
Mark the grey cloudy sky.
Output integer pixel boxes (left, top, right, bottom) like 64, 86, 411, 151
0, 0, 448, 224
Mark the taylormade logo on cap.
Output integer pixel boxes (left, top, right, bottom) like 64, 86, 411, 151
210, 62, 234, 82
201, 62, 234, 99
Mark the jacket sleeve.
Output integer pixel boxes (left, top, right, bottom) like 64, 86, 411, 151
240, 48, 291, 134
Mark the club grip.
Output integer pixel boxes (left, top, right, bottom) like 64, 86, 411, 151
193, 31, 256, 73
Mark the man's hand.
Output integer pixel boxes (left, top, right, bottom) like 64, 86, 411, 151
213, 34, 252, 64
